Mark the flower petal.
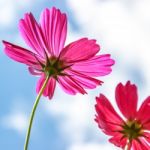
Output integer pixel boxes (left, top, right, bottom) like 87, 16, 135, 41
36, 74, 56, 99
19, 12, 47, 57
115, 81, 138, 120
28, 67, 42, 75
58, 76, 87, 95
65, 69, 102, 89
95, 94, 123, 136
3, 41, 42, 70
70, 54, 115, 77
109, 133, 127, 149
132, 139, 150, 150
40, 7, 67, 56
143, 132, 150, 143
132, 140, 142, 150
60, 38, 100, 63
136, 96, 150, 129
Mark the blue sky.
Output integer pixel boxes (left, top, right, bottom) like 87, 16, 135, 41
0, 0, 150, 150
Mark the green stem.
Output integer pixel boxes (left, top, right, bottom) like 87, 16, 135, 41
24, 75, 50, 150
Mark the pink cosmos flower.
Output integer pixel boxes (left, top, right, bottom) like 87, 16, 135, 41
95, 81, 150, 149
3, 7, 114, 99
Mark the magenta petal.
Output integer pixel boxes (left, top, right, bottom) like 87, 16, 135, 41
40, 7, 67, 56
95, 94, 123, 135
28, 67, 42, 75
71, 54, 115, 77
109, 133, 127, 149
3, 41, 41, 69
45, 77, 56, 99
132, 140, 142, 150
66, 69, 103, 89
96, 94, 123, 124
140, 141, 150, 150
136, 96, 150, 129
19, 13, 47, 57
115, 81, 138, 120
95, 113, 123, 136
143, 132, 150, 143
36, 74, 45, 93
58, 76, 87, 95
132, 139, 150, 150
36, 74, 56, 99
60, 38, 100, 62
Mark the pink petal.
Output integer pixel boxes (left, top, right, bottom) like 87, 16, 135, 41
60, 38, 100, 63
115, 81, 138, 120
95, 94, 123, 136
28, 67, 42, 75
140, 139, 150, 149
136, 96, 150, 130
58, 76, 87, 95
143, 132, 150, 143
95, 114, 123, 136
71, 54, 115, 77
3, 41, 42, 70
19, 12, 47, 58
65, 69, 103, 89
132, 140, 142, 150
109, 133, 127, 149
40, 7, 67, 56
132, 139, 150, 150
36, 74, 56, 99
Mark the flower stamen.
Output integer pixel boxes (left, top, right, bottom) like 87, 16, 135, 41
44, 57, 67, 77
122, 120, 143, 142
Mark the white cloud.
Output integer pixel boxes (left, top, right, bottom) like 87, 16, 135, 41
66, 0, 150, 61
42, 86, 109, 144
0, 3, 16, 27
0, 96, 29, 134
0, 0, 32, 27
68, 142, 118, 150
1, 112, 28, 134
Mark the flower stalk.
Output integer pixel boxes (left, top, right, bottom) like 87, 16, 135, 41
24, 75, 50, 150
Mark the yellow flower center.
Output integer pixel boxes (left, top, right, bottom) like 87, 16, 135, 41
121, 120, 143, 142
44, 57, 66, 78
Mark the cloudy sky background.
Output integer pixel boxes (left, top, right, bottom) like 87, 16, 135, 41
0, 0, 150, 149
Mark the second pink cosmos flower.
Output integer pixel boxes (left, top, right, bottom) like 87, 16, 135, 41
3, 7, 114, 99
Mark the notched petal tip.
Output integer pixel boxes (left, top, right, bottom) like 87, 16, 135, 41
126, 80, 131, 85
116, 82, 123, 89
40, 6, 67, 56
119, 80, 136, 88
110, 58, 115, 66
2, 40, 10, 46
96, 93, 106, 101
115, 80, 138, 120
21, 12, 33, 22
2, 40, 6, 44
95, 94, 110, 110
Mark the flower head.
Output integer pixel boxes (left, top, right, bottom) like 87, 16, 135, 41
95, 81, 150, 149
3, 7, 114, 99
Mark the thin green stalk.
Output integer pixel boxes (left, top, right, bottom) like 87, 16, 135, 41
24, 75, 50, 150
